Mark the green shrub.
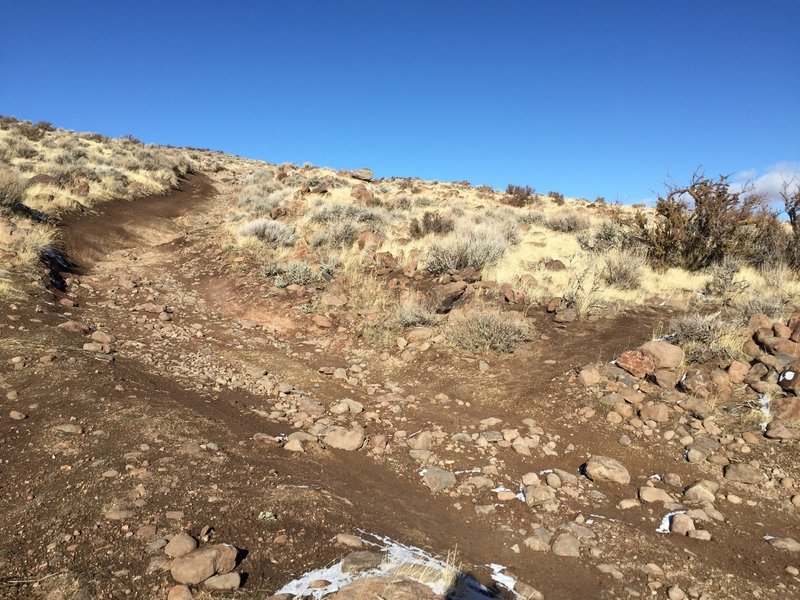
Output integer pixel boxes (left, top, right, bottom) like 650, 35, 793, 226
267, 262, 318, 288
448, 311, 532, 352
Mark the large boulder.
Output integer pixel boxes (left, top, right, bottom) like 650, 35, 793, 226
350, 168, 373, 182
429, 281, 467, 313
170, 544, 237, 585
639, 341, 684, 370
323, 425, 366, 451
583, 456, 631, 484
779, 361, 800, 395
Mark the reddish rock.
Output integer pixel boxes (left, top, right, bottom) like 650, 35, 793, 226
429, 281, 467, 313
748, 313, 773, 334
774, 323, 793, 339
653, 369, 680, 389
681, 369, 715, 399
639, 341, 684, 370
639, 402, 670, 423
770, 396, 800, 424
727, 360, 750, 384
778, 361, 800, 395
616, 351, 655, 379
742, 339, 763, 358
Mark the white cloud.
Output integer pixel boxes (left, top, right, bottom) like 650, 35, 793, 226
732, 162, 800, 205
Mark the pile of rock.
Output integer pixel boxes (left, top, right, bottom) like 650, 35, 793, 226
146, 532, 243, 599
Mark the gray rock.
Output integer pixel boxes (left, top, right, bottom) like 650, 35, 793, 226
422, 467, 456, 492
204, 572, 241, 590
583, 456, 631, 484
724, 463, 763, 484
323, 425, 366, 451
165, 533, 198, 558
551, 533, 580, 557
342, 551, 384, 574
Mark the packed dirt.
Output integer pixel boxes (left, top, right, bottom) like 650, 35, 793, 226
1, 171, 799, 600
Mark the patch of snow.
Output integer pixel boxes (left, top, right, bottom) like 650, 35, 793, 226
539, 468, 554, 475
649, 474, 662, 481
491, 486, 511, 493
277, 531, 516, 599
758, 394, 772, 430
489, 563, 518, 593
763, 535, 775, 541
656, 511, 685, 534
454, 467, 481, 475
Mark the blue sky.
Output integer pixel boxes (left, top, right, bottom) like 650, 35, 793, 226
1, 1, 798, 203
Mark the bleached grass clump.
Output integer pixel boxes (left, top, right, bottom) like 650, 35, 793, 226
447, 310, 532, 353
426, 223, 509, 274
602, 250, 645, 290
546, 211, 591, 233
671, 312, 746, 363
0, 170, 25, 210
312, 221, 359, 248
395, 300, 437, 328
239, 219, 295, 247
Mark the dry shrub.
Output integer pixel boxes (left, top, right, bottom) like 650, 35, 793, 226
670, 312, 745, 363
239, 219, 295, 246
519, 211, 546, 225
602, 251, 644, 290
631, 171, 792, 271
562, 263, 604, 316
504, 184, 536, 207
270, 263, 317, 288
0, 170, 26, 210
547, 191, 565, 202
312, 221, 359, 248
546, 211, 590, 233
447, 310, 532, 352
395, 300, 437, 327
577, 219, 631, 253
703, 257, 745, 297
409, 212, 454, 238
426, 224, 508, 274
736, 296, 786, 319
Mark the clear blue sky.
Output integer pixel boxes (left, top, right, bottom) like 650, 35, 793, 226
1, 1, 798, 203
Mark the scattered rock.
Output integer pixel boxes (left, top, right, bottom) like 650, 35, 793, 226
583, 456, 631, 485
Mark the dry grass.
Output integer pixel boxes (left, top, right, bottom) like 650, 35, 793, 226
447, 309, 532, 352
671, 312, 746, 363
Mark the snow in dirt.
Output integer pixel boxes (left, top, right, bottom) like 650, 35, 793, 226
656, 511, 685, 534
275, 531, 524, 599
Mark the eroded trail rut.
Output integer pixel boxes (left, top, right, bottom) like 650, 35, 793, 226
1, 173, 797, 599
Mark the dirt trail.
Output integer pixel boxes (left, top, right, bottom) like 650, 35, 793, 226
1, 173, 798, 600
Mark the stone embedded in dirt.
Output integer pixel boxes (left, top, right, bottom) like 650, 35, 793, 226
551, 533, 580, 557
577, 367, 601, 387
53, 423, 83, 434
667, 586, 687, 600
422, 466, 456, 492
283, 438, 304, 452
616, 350, 655, 378
430, 281, 467, 313
9, 410, 27, 420
639, 402, 670, 423
765, 419, 797, 440
638, 486, 672, 503
167, 584, 193, 600
670, 513, 695, 535
639, 341, 684, 370
335, 533, 363, 548
104, 509, 134, 520
407, 430, 432, 451
165, 533, 198, 558
90, 330, 116, 344
312, 315, 333, 328
323, 425, 366, 451
330, 576, 438, 599
170, 544, 238, 584
723, 463, 763, 484
653, 369, 680, 389
204, 572, 241, 590
683, 481, 717, 504
681, 369, 716, 398
553, 308, 578, 323
583, 456, 631, 485
767, 537, 800, 552
341, 550, 385, 574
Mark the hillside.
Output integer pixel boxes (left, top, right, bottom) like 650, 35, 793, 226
1, 118, 799, 600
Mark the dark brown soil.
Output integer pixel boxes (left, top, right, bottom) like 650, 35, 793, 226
1, 174, 798, 600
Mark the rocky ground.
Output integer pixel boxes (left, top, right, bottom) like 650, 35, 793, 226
1, 171, 799, 600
